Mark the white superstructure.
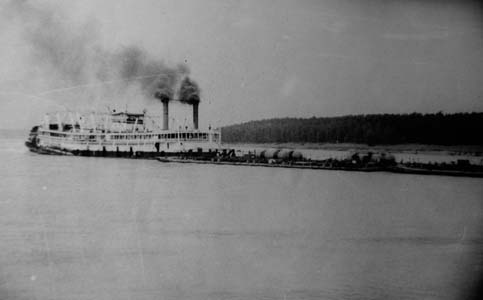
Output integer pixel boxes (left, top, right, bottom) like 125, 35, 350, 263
26, 110, 221, 156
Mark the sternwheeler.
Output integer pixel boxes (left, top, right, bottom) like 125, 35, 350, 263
25, 105, 221, 158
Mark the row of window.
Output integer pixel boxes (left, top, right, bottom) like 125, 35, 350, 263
44, 132, 67, 138
110, 134, 156, 140
109, 133, 210, 140
42, 132, 213, 141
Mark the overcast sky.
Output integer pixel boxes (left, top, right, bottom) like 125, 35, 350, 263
0, 0, 482, 129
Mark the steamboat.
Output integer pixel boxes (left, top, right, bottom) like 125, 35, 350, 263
25, 100, 221, 158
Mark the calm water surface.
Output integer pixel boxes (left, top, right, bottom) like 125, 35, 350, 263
1, 134, 482, 300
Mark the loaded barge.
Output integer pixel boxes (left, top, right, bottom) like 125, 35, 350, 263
156, 150, 483, 178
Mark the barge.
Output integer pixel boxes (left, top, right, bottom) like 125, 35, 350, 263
155, 150, 483, 178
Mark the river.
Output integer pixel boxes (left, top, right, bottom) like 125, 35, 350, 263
1, 133, 482, 300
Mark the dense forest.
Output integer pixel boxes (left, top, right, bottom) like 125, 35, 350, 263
221, 112, 483, 145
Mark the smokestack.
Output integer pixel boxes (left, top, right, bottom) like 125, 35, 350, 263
193, 102, 199, 130
178, 77, 200, 130
162, 100, 169, 130
155, 92, 170, 130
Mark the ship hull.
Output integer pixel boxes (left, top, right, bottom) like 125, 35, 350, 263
26, 142, 219, 158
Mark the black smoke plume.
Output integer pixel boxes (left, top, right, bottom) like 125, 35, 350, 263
118, 46, 189, 101
178, 77, 201, 104
1, 0, 193, 105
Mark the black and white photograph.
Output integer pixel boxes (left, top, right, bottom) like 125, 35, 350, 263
1, 0, 482, 299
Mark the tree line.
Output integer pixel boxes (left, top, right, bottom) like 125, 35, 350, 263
221, 112, 483, 145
